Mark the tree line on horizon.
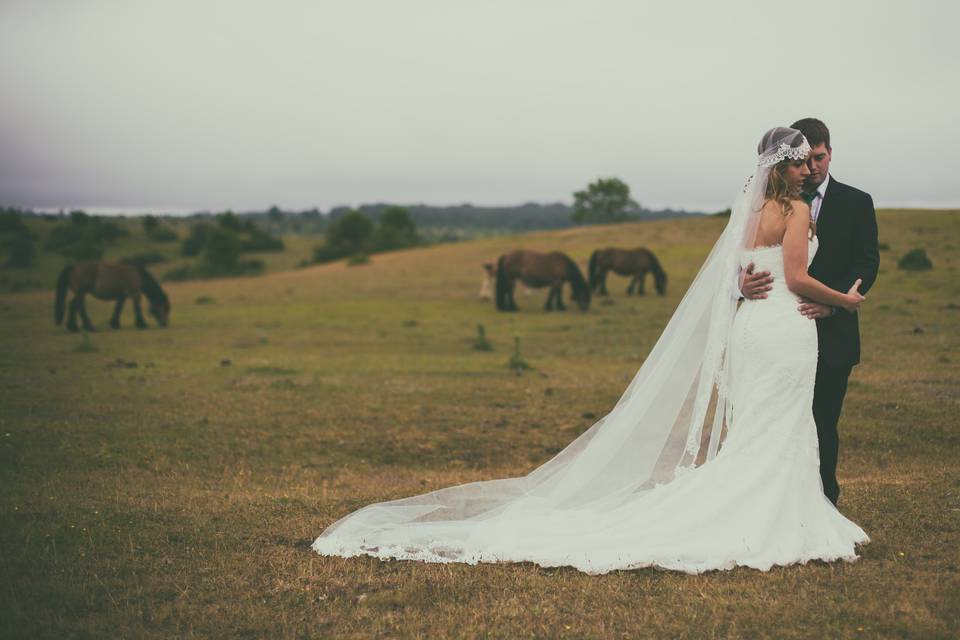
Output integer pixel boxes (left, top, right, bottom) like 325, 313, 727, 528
0, 178, 713, 277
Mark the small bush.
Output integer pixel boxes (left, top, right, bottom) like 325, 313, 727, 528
241, 230, 285, 252
201, 227, 241, 272
181, 224, 212, 257
147, 226, 179, 242
347, 253, 370, 266
164, 257, 264, 282
4, 233, 37, 268
472, 324, 493, 351
507, 337, 531, 371
162, 265, 195, 281
60, 236, 104, 261
898, 248, 933, 271
45, 214, 127, 259
123, 252, 169, 266
312, 243, 348, 264
0, 210, 29, 234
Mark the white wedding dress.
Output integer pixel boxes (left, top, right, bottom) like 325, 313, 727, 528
312, 127, 869, 574
312, 237, 868, 574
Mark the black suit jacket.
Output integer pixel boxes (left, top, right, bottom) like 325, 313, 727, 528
807, 176, 879, 367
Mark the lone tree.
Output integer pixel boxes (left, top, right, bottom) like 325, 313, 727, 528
572, 177, 639, 224
375, 206, 418, 250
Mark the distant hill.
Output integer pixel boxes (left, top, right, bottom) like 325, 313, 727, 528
222, 202, 708, 241
331, 202, 707, 232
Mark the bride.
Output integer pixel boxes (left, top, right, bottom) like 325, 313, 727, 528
312, 127, 870, 574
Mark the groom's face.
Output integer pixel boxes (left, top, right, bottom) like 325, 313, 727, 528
805, 143, 831, 189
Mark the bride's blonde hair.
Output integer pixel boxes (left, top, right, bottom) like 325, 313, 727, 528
765, 159, 816, 237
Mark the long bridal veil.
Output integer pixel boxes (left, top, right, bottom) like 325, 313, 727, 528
313, 128, 812, 563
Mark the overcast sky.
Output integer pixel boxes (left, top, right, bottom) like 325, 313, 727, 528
1, 0, 958, 214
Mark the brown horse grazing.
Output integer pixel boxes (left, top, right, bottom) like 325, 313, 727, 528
495, 250, 591, 312
54, 261, 171, 332
588, 247, 667, 297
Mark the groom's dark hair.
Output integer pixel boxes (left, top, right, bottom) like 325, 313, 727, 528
791, 118, 831, 150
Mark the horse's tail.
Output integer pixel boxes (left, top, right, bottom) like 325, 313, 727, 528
495, 254, 509, 310
54, 265, 73, 325
563, 254, 591, 308
588, 250, 600, 291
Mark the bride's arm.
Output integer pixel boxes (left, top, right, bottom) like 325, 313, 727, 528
782, 200, 864, 312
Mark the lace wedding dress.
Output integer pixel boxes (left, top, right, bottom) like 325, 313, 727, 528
312, 127, 869, 574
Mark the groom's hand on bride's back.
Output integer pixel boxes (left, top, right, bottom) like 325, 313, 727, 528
740, 262, 773, 300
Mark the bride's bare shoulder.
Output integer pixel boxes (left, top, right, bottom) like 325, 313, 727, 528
762, 198, 810, 218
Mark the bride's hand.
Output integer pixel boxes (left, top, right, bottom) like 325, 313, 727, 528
842, 279, 865, 312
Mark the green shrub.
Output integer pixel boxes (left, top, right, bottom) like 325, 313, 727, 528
181, 223, 212, 256
507, 337, 531, 371
346, 253, 371, 266
898, 248, 933, 271
201, 227, 241, 272
142, 215, 159, 233
472, 324, 493, 351
44, 214, 127, 259
311, 243, 348, 264
375, 206, 419, 251
147, 226, 178, 242
162, 265, 195, 281
164, 257, 264, 282
122, 252, 169, 266
241, 229, 285, 252
4, 233, 37, 268
0, 210, 29, 234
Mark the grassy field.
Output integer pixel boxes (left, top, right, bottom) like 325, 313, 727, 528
0, 215, 324, 294
1, 210, 958, 638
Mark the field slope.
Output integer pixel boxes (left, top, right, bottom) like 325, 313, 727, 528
1, 210, 958, 638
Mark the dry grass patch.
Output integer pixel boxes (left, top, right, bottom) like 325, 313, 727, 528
1, 210, 958, 638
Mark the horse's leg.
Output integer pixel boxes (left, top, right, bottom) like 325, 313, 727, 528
509, 280, 519, 311
637, 270, 647, 295
66, 295, 80, 332
544, 286, 555, 311
556, 282, 566, 310
77, 293, 96, 331
132, 293, 148, 329
626, 275, 637, 295
110, 296, 126, 329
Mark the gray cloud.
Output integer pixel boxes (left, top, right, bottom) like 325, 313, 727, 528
1, 0, 958, 213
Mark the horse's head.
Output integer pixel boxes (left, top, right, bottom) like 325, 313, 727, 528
655, 271, 668, 296
571, 287, 591, 311
150, 299, 171, 327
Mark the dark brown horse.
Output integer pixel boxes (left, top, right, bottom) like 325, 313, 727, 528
54, 261, 170, 332
495, 250, 591, 312
588, 247, 667, 297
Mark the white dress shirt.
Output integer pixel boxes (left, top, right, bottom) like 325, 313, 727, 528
809, 173, 830, 223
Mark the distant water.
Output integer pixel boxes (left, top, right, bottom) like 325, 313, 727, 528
33, 205, 204, 217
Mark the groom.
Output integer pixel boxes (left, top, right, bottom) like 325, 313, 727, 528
741, 118, 879, 505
